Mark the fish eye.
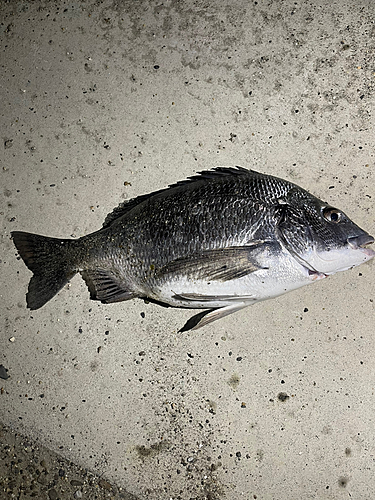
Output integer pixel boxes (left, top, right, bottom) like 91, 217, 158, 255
323, 207, 342, 223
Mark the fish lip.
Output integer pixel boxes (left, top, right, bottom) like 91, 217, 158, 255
347, 234, 374, 250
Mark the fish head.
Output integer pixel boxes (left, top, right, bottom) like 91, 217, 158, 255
276, 187, 375, 276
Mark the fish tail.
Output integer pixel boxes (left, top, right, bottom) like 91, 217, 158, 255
11, 231, 78, 310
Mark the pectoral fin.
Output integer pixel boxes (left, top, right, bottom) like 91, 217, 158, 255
157, 244, 269, 282
180, 302, 250, 332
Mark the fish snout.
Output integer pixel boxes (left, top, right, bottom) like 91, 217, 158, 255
347, 234, 375, 258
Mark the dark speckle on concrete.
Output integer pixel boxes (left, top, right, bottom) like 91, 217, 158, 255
135, 441, 170, 459
277, 392, 290, 402
228, 373, 240, 389
338, 476, 349, 488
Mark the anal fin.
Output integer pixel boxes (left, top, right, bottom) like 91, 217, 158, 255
80, 269, 137, 303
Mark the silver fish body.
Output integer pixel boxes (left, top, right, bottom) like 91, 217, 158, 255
12, 167, 374, 330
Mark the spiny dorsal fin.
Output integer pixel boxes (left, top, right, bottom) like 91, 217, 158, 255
102, 166, 254, 228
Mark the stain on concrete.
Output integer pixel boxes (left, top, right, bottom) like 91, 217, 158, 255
228, 373, 240, 390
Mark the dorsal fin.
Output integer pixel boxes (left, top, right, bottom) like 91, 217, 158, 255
102, 166, 253, 228
103, 191, 165, 228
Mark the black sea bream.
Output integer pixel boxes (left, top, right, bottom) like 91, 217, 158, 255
12, 167, 374, 331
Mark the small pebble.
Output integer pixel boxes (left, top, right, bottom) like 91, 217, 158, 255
70, 479, 84, 487
48, 488, 58, 500
37, 474, 47, 485
0, 365, 9, 380
98, 478, 112, 490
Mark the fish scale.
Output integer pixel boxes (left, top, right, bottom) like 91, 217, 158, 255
11, 166, 374, 331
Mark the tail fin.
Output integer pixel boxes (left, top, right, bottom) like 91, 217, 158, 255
11, 231, 77, 310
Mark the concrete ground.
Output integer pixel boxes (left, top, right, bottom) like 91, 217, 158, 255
1, 0, 375, 498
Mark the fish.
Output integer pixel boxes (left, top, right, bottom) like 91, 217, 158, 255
11, 166, 374, 331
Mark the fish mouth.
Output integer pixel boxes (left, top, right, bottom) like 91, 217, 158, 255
347, 234, 375, 251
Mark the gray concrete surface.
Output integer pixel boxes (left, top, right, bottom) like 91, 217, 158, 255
1, 0, 375, 498
0, 421, 135, 499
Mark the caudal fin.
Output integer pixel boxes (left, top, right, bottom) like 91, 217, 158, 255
11, 231, 77, 310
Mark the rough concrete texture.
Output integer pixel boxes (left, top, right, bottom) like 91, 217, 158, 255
1, 0, 375, 498
0, 422, 135, 500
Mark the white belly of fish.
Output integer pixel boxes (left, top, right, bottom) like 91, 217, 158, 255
153, 249, 320, 309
